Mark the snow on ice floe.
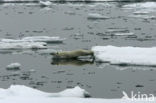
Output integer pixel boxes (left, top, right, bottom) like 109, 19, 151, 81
88, 13, 110, 20
1, 36, 65, 43
0, 85, 155, 103
39, 1, 52, 7
0, 85, 91, 102
0, 85, 90, 98
92, 46, 156, 66
114, 32, 134, 36
22, 36, 65, 43
123, 2, 156, 19
0, 36, 65, 50
6, 63, 21, 70
129, 15, 156, 19
0, 42, 47, 50
123, 2, 156, 9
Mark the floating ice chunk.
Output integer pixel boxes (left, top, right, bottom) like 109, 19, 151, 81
0, 42, 47, 49
87, 13, 110, 20
133, 11, 150, 15
1, 36, 65, 43
39, 1, 52, 7
114, 32, 134, 36
129, 15, 156, 19
0, 85, 155, 103
59, 86, 90, 98
123, 2, 156, 15
92, 46, 156, 66
1, 39, 26, 43
0, 85, 90, 98
123, 2, 156, 9
6, 63, 21, 70
22, 36, 65, 43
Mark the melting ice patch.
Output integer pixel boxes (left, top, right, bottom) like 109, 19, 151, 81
0, 85, 90, 98
6, 63, 21, 70
39, 1, 52, 7
87, 13, 110, 20
1, 36, 65, 43
0, 36, 65, 50
0, 85, 155, 103
113, 32, 134, 36
122, 2, 156, 19
92, 46, 156, 66
0, 42, 47, 49
123, 2, 156, 9
123, 2, 156, 19
22, 36, 65, 43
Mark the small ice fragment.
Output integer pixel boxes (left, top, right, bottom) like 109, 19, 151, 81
39, 1, 52, 7
59, 86, 91, 98
0, 42, 47, 49
88, 13, 110, 20
22, 36, 65, 43
1, 36, 65, 43
114, 32, 134, 36
6, 63, 21, 70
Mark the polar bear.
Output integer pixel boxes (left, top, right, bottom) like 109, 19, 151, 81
51, 49, 94, 59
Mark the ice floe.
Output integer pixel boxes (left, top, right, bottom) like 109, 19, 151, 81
1, 36, 65, 43
123, 2, 156, 9
6, 63, 21, 70
0, 85, 90, 99
39, 0, 52, 7
0, 42, 47, 49
123, 2, 156, 19
87, 13, 110, 20
92, 46, 156, 66
114, 32, 134, 36
22, 36, 65, 43
0, 36, 65, 50
0, 85, 155, 103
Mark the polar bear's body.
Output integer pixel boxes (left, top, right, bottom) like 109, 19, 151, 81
51, 50, 94, 59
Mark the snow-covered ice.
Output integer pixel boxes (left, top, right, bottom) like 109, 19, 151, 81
123, 2, 156, 15
87, 13, 110, 20
1, 36, 65, 43
22, 36, 65, 43
123, 2, 156, 19
92, 46, 156, 66
123, 2, 156, 9
39, 1, 52, 6
114, 32, 134, 36
6, 63, 21, 70
0, 36, 65, 50
0, 85, 90, 98
0, 42, 47, 49
0, 85, 155, 103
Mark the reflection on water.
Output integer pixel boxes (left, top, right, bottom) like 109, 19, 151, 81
51, 58, 94, 66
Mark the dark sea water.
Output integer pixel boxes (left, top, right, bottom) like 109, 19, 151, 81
0, 1, 156, 98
